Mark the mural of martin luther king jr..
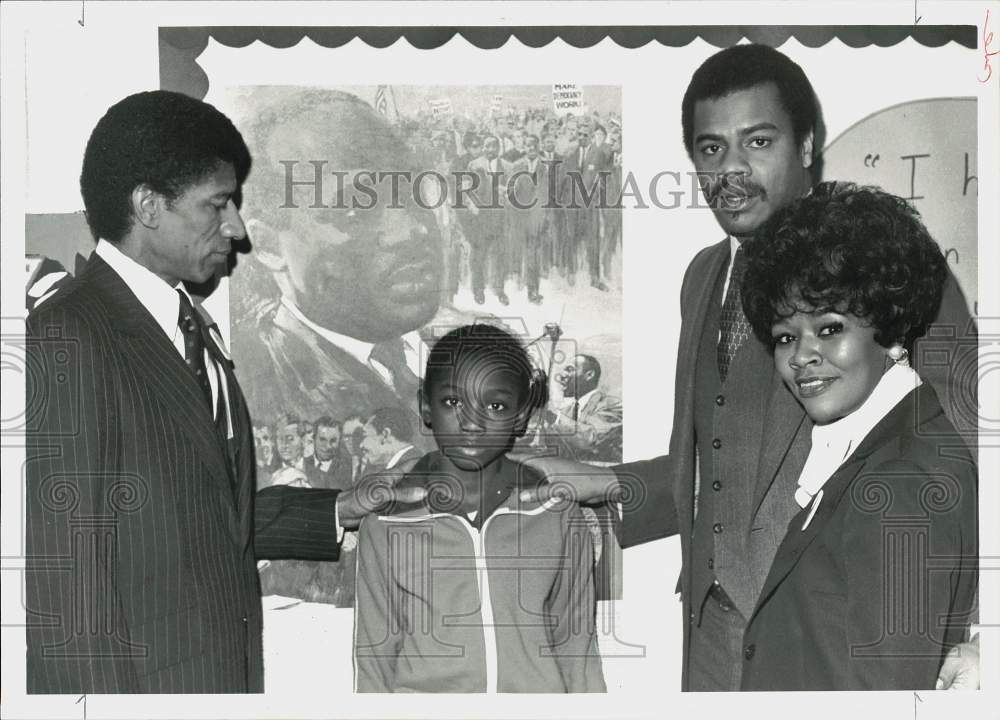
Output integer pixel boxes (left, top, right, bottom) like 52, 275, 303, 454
233, 88, 445, 438
232, 88, 448, 605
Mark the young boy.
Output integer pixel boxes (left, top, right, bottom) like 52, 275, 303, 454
354, 324, 606, 693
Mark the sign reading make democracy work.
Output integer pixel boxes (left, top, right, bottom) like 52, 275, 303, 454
552, 84, 585, 116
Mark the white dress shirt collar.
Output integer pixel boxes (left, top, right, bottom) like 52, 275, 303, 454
95, 240, 229, 432
795, 363, 922, 508
279, 296, 424, 382
96, 239, 185, 346
719, 235, 742, 302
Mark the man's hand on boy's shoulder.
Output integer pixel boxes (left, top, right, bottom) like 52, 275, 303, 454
507, 450, 621, 506
336, 458, 425, 529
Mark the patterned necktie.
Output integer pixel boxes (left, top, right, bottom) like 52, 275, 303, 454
177, 290, 214, 412
370, 338, 420, 402
717, 246, 752, 382
571, 399, 580, 421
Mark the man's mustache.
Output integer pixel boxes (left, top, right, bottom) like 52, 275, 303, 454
704, 173, 766, 209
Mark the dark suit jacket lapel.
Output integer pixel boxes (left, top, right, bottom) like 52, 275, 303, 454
674, 240, 729, 526
227, 371, 255, 551
87, 256, 240, 539
200, 316, 256, 550
678, 241, 728, 386
750, 386, 934, 621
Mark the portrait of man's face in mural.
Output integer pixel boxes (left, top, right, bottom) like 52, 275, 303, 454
232, 89, 442, 462
247, 90, 443, 343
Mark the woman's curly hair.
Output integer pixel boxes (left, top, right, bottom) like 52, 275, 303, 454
741, 181, 947, 351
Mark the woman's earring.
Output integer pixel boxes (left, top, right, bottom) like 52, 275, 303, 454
888, 345, 910, 367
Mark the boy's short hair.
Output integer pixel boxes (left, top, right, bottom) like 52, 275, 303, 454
424, 324, 548, 413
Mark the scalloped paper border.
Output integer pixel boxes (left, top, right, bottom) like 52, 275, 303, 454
159, 25, 977, 99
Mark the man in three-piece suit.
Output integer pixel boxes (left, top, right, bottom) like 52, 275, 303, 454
24, 90, 402, 694
517, 44, 978, 690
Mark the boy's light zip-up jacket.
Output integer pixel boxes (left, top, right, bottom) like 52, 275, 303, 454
354, 454, 606, 693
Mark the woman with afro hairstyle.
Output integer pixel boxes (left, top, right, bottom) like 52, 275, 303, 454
736, 182, 978, 690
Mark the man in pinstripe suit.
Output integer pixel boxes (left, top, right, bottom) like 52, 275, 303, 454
24, 90, 404, 693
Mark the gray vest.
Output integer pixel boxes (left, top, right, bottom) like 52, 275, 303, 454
689, 255, 803, 621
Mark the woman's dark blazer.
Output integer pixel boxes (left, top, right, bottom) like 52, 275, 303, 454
740, 383, 978, 690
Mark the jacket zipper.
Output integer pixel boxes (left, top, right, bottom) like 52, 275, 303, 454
379, 500, 560, 693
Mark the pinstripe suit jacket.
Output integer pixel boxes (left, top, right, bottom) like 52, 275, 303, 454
25, 254, 342, 694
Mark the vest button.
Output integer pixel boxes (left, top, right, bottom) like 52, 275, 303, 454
715, 394, 725, 406
744, 644, 756, 660
713, 522, 723, 534
711, 438, 722, 449
712, 480, 722, 491
708, 558, 714, 569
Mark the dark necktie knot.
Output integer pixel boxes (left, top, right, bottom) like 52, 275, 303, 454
177, 290, 214, 411
729, 245, 748, 283
177, 291, 234, 487
717, 246, 752, 382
